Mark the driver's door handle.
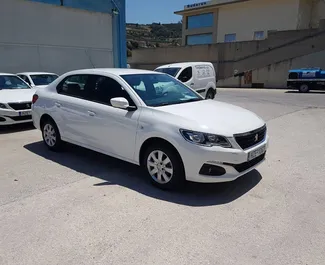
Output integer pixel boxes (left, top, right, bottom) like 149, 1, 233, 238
55, 102, 61, 108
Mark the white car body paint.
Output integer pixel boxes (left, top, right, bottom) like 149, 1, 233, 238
0, 73, 36, 125
32, 68, 268, 183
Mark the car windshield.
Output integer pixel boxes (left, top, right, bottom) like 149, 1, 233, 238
30, 74, 58, 86
0, 75, 30, 90
121, 73, 203, 107
155, 67, 181, 77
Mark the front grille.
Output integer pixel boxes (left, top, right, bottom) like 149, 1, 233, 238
9, 115, 32, 121
8, 102, 32, 110
234, 125, 266, 150
230, 153, 266, 173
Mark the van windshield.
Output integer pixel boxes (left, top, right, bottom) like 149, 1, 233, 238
155, 67, 181, 77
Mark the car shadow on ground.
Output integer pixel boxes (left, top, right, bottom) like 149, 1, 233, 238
24, 141, 262, 207
0, 123, 35, 134
285, 90, 325, 94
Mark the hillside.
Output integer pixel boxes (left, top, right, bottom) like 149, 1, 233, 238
126, 22, 182, 57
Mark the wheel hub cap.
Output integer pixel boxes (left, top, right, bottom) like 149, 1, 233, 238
43, 124, 56, 147
147, 150, 173, 184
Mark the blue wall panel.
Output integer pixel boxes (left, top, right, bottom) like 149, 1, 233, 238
27, 0, 127, 68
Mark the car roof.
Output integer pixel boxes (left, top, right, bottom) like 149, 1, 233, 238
0, 73, 16, 76
156, 62, 213, 69
17, 72, 58, 75
63, 68, 161, 76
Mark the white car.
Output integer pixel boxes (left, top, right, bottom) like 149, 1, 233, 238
155, 62, 217, 99
17, 72, 58, 89
32, 68, 268, 189
0, 73, 36, 125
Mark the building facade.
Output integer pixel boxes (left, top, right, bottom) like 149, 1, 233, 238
176, 0, 325, 45
0, 0, 126, 74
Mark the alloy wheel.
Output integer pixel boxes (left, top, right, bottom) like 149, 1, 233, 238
43, 123, 56, 147
147, 150, 174, 184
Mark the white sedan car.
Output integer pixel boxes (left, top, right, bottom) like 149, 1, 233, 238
17, 72, 58, 89
0, 73, 36, 125
32, 68, 268, 189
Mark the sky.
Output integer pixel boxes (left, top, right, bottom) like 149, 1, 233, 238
126, 0, 203, 24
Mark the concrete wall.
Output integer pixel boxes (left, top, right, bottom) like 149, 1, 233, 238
311, 0, 325, 28
0, 0, 114, 74
129, 28, 323, 79
218, 49, 325, 88
217, 0, 299, 42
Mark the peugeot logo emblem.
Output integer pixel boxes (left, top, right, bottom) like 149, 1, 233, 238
254, 134, 259, 142
26, 103, 30, 108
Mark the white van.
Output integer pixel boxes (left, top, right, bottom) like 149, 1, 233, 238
155, 62, 217, 99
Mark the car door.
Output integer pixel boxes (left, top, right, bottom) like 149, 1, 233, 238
82, 75, 140, 162
177, 66, 195, 90
54, 74, 96, 146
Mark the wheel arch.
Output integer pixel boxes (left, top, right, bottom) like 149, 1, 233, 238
139, 137, 184, 168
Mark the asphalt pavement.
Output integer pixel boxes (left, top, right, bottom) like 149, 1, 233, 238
0, 89, 324, 265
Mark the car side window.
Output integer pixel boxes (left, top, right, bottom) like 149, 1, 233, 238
178, 67, 193, 82
90, 75, 135, 106
19, 75, 31, 85
57, 75, 89, 99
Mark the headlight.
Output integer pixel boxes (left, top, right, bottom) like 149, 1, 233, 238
179, 129, 232, 148
0, 103, 7, 109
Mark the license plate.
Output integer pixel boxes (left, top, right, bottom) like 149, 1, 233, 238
19, 111, 31, 116
248, 145, 266, 161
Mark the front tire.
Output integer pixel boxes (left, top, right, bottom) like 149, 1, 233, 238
143, 144, 185, 190
299, 83, 310, 93
41, 119, 62, 151
206, 89, 215, 99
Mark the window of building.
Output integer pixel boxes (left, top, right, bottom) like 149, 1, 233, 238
187, 13, 213, 29
178, 67, 193, 82
186, 34, 213, 45
224, 33, 236, 43
254, 31, 265, 40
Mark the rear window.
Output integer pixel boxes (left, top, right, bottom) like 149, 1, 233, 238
155, 67, 181, 77
31, 74, 58, 86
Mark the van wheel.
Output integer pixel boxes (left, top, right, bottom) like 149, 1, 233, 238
299, 84, 310, 93
143, 144, 185, 190
206, 89, 215, 99
41, 119, 62, 151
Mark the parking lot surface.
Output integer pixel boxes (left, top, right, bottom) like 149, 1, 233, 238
1, 89, 325, 265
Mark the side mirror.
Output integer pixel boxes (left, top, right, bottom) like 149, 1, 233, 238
110, 97, 136, 111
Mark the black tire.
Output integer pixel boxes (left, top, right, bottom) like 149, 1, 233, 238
299, 83, 310, 93
41, 118, 63, 151
142, 143, 185, 190
206, 89, 215, 99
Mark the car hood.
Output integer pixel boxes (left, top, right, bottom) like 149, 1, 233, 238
0, 89, 36, 103
153, 100, 265, 137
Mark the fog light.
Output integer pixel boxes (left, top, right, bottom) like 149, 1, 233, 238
199, 164, 226, 176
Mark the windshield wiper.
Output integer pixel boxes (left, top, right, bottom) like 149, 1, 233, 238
182, 98, 202, 103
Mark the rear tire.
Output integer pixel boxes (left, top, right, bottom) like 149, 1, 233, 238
206, 89, 215, 99
41, 118, 62, 151
142, 144, 185, 190
299, 83, 310, 93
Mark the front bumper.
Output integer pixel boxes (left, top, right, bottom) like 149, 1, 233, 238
179, 135, 269, 183
0, 109, 32, 125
